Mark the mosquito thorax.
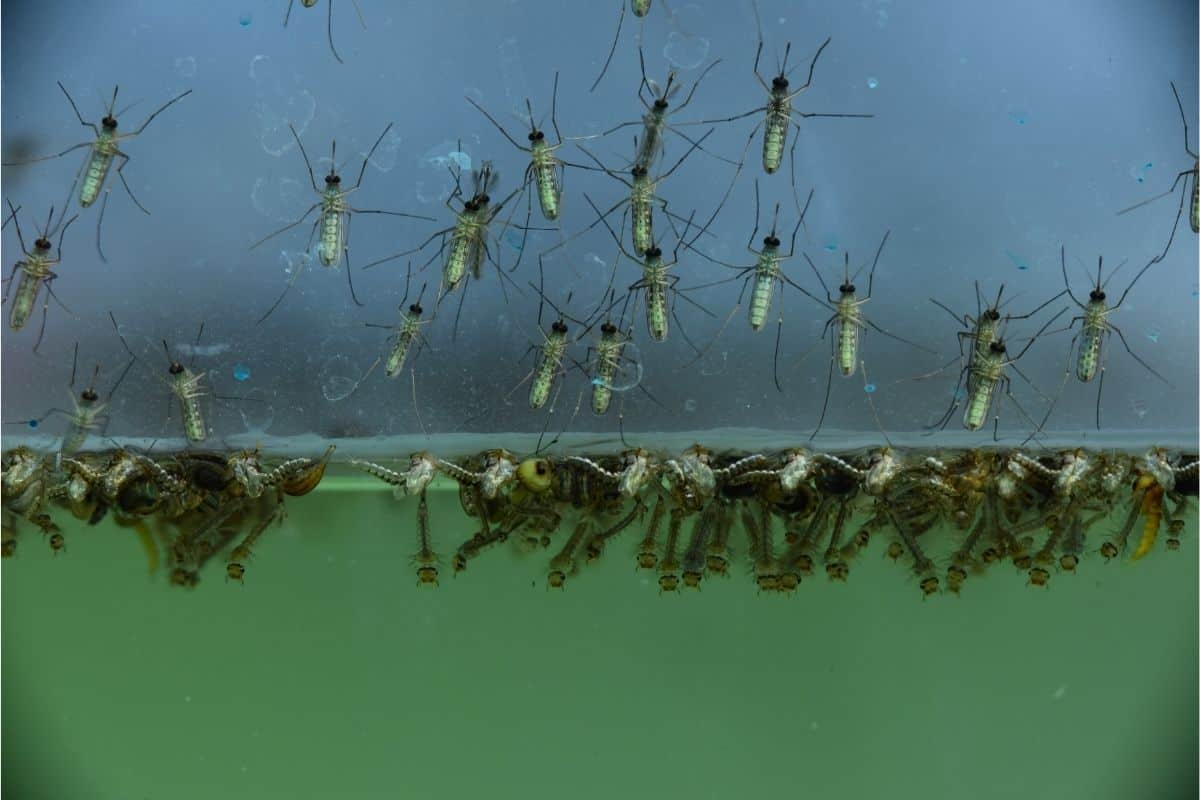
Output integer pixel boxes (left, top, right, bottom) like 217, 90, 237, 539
325, 174, 341, 186
1089, 289, 1106, 303
551, 320, 568, 335
101, 115, 118, 130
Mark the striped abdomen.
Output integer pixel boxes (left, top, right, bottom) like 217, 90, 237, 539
749, 254, 778, 330
1075, 307, 1106, 383
530, 336, 567, 409
836, 298, 859, 376
1190, 165, 1199, 234
173, 371, 207, 443
445, 214, 477, 291
631, 189, 654, 254
763, 98, 791, 174
80, 139, 117, 207
591, 341, 623, 416
385, 323, 419, 377
645, 272, 669, 342
8, 267, 43, 331
318, 203, 344, 267
62, 420, 93, 457
963, 377, 995, 431
532, 146, 560, 221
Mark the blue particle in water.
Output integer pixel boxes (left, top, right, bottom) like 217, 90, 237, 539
1136, 176, 1144, 183
864, 383, 877, 394
239, 12, 252, 27
867, 77, 879, 89
951, 386, 966, 402
27, 419, 38, 429
1004, 249, 1029, 271
1008, 111, 1028, 125
503, 228, 525, 252
823, 236, 838, 253
1144, 327, 1160, 344
233, 363, 251, 382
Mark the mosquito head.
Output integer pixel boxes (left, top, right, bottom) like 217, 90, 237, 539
1089, 287, 1106, 303
653, 96, 669, 111
101, 115, 118, 130
631, 164, 648, 180
772, 75, 789, 91
324, 173, 341, 187
408, 302, 423, 316
463, 198, 480, 213
551, 319, 569, 335
80, 387, 99, 404
989, 340, 1008, 356
764, 234, 781, 248
983, 307, 1001, 322
527, 129, 545, 143
33, 236, 52, 253
601, 321, 617, 336
839, 281, 855, 295
168, 361, 185, 376
645, 245, 663, 260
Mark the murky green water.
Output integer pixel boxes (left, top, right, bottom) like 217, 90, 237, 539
3, 480, 1195, 799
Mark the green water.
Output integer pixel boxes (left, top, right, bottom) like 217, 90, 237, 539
3, 482, 1197, 799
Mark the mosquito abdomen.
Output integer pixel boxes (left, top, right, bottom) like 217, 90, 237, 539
318, 205, 344, 267
80, 141, 116, 207
8, 269, 41, 331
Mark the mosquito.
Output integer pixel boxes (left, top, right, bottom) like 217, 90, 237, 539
2, 82, 192, 262
249, 122, 434, 322
3, 201, 78, 351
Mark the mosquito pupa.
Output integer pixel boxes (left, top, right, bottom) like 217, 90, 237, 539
2, 200, 78, 351
250, 123, 434, 322
3, 82, 192, 262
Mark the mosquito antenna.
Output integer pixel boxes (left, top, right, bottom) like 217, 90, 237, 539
70, 342, 80, 387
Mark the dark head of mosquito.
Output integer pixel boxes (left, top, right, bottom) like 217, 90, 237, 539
839, 281, 856, 296
551, 319, 569, 336
772, 42, 793, 93
80, 387, 99, 404
983, 307, 1001, 323
408, 301, 423, 317
631, 164, 648, 181
645, 245, 663, 261
324, 171, 342, 187
163, 340, 184, 375
527, 126, 545, 143
763, 233, 781, 249
989, 340, 1008, 357
1089, 287, 1106, 303
101, 115, 118, 131
33, 236, 52, 253
601, 321, 618, 336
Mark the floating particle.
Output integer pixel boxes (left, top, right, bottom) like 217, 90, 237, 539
1004, 249, 1029, 271
1129, 161, 1153, 184
1131, 398, 1148, 420
864, 383, 877, 393
233, 363, 251, 382
319, 355, 361, 402
683, 398, 698, 413
1052, 686, 1067, 701
867, 77, 879, 89
663, 31, 710, 71
503, 228, 525, 253
1007, 111, 1028, 126
26, 419, 38, 429
239, 12, 252, 27
174, 56, 197, 78
823, 235, 838, 253
1144, 326, 1160, 344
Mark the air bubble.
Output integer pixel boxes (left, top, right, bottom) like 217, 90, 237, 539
174, 56, 197, 79
238, 388, 275, 434
1004, 250, 1029, 271
867, 77, 879, 89
684, 398, 697, 413
663, 32, 710, 71
864, 383, 877, 393
233, 363, 251, 382
1144, 326, 1160, 344
27, 419, 38, 429
239, 12, 252, 27
319, 354, 363, 402
250, 55, 316, 157
1007, 111, 1028, 126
